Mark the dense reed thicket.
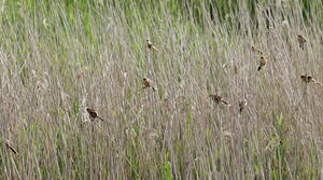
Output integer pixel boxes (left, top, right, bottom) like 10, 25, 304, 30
0, 0, 323, 179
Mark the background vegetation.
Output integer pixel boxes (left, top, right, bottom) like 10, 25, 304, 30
0, 0, 323, 179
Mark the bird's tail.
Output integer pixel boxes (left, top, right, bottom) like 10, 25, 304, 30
98, 116, 105, 121
257, 66, 262, 71
221, 100, 231, 106
5, 144, 17, 154
299, 43, 305, 50
152, 46, 159, 51
8, 146, 17, 154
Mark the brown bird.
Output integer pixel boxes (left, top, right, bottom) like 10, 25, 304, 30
76, 67, 88, 80
238, 99, 248, 113
297, 34, 306, 49
257, 56, 267, 71
4, 140, 17, 154
209, 94, 230, 106
300, 74, 323, 86
143, 78, 156, 91
86, 108, 104, 121
146, 40, 159, 51
300, 74, 313, 83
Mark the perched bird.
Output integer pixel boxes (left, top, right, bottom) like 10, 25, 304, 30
300, 74, 313, 83
86, 108, 104, 121
143, 78, 156, 92
4, 139, 17, 154
238, 99, 248, 113
257, 56, 267, 71
297, 34, 306, 49
76, 67, 88, 80
209, 94, 230, 106
300, 74, 323, 86
146, 40, 158, 51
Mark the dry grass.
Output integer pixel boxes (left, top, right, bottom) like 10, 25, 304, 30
0, 0, 323, 179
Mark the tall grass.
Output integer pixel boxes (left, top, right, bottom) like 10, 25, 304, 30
0, 0, 323, 179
